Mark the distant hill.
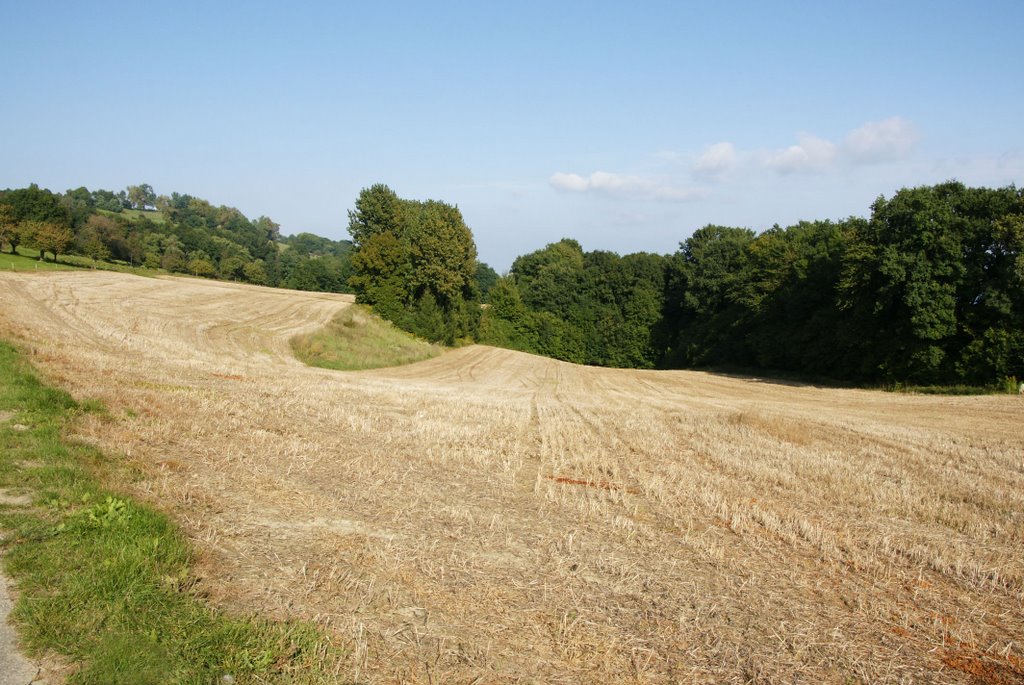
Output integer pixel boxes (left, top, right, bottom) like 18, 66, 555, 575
0, 183, 353, 294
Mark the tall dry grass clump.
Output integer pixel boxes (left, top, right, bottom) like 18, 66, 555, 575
291, 304, 440, 371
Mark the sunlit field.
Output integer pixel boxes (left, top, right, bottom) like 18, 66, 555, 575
1, 270, 1021, 684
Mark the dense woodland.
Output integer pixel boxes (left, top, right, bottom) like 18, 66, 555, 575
476, 182, 1024, 386
2, 181, 1022, 387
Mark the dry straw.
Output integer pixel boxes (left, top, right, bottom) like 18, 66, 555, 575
1, 270, 1022, 683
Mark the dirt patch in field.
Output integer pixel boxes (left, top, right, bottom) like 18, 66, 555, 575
0, 490, 33, 507
1, 270, 1022, 684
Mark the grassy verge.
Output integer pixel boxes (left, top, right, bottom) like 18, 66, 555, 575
0, 341, 343, 684
291, 304, 441, 370
0, 248, 163, 278
0, 250, 77, 272
60, 253, 166, 278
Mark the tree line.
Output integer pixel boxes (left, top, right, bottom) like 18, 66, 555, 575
474, 181, 1023, 386
0, 183, 354, 293
3, 180, 1020, 386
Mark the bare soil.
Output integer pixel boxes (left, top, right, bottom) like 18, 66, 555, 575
1, 270, 1022, 684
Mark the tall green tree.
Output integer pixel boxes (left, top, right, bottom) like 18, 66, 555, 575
1, 184, 70, 227
407, 200, 477, 305
475, 262, 499, 301
347, 184, 405, 249
662, 225, 756, 367
838, 182, 1024, 383
347, 185, 480, 343
738, 220, 850, 375
20, 221, 73, 262
349, 231, 415, 324
126, 184, 156, 210
478, 277, 536, 351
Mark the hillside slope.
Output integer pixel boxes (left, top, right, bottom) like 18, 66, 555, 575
0, 271, 1022, 684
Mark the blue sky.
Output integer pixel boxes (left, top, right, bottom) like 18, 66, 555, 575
2, 1, 1022, 270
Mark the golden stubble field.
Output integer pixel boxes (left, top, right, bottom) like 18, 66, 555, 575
1, 270, 1022, 684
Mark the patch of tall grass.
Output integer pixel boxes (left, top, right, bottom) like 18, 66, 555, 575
291, 305, 441, 370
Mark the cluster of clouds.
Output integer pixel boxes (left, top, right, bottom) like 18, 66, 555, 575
760, 116, 918, 173
551, 117, 920, 201
548, 171, 709, 201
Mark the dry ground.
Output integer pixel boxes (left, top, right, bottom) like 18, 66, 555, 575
1, 270, 1022, 684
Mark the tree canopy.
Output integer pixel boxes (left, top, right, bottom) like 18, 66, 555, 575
347, 184, 480, 344
0, 183, 354, 295
479, 182, 1023, 386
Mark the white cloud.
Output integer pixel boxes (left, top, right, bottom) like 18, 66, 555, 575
548, 172, 590, 192
551, 117, 920, 205
765, 133, 838, 174
844, 116, 919, 163
549, 171, 707, 201
693, 142, 735, 176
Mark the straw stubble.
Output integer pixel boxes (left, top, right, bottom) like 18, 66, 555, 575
1, 271, 1021, 684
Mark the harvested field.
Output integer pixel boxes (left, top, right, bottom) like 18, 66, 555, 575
1, 270, 1022, 684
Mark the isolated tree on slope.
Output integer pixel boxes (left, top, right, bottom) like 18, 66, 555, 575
19, 221, 73, 262
126, 184, 156, 210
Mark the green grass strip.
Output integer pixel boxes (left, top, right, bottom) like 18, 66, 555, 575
0, 341, 344, 684
291, 304, 440, 371
0, 250, 77, 272
0, 248, 163, 278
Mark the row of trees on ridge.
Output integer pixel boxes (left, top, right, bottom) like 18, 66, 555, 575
3, 180, 1021, 386
0, 184, 354, 292
470, 182, 1023, 386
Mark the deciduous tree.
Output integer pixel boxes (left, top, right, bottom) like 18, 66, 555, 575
20, 220, 73, 262
126, 183, 156, 210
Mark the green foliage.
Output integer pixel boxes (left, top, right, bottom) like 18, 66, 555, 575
410, 291, 446, 342
475, 262, 499, 301
478, 277, 536, 351
838, 182, 1024, 383
347, 184, 480, 344
478, 182, 1022, 388
126, 183, 156, 210
482, 241, 668, 367
187, 252, 216, 278
346, 183, 403, 249
0, 341, 343, 683
349, 231, 413, 311
0, 203, 17, 253
18, 220, 74, 262
0, 183, 71, 228
0, 182, 352, 295
84, 496, 131, 528
4, 178, 1020, 388
242, 259, 268, 285
76, 220, 112, 261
